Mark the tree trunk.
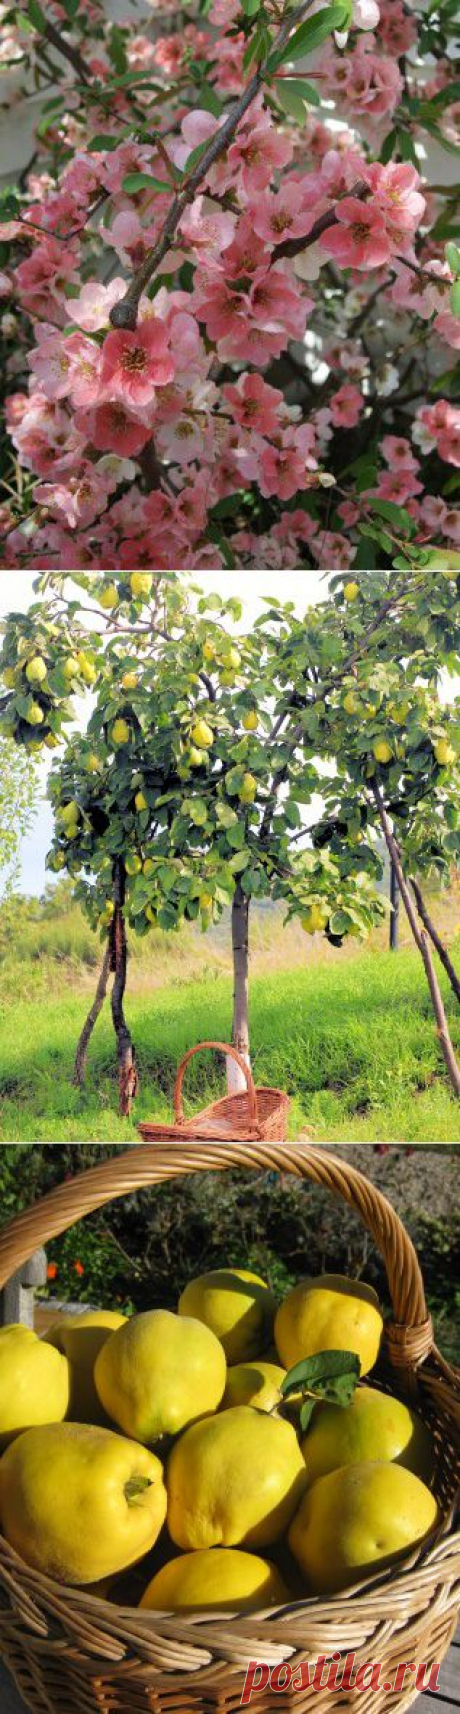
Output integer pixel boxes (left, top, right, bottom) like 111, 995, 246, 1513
72, 940, 112, 1088
111, 860, 138, 1117
372, 786, 460, 1099
229, 882, 250, 1094
410, 875, 460, 1006
389, 858, 400, 951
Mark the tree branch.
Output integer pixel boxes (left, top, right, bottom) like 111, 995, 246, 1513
410, 874, 460, 1007
372, 785, 460, 1099
109, 0, 317, 331
273, 184, 366, 262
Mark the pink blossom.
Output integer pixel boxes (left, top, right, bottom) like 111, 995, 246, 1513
76, 402, 153, 458
330, 384, 363, 428
259, 426, 318, 500
321, 199, 390, 269
249, 183, 316, 245
228, 118, 292, 193
223, 372, 283, 435
375, 468, 423, 503
381, 435, 419, 471
70, 278, 128, 332
99, 323, 174, 407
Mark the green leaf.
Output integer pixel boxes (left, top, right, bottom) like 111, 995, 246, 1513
122, 173, 171, 195
446, 241, 460, 275
183, 140, 210, 176
269, 4, 351, 71
370, 498, 413, 536
450, 281, 460, 318
27, 0, 47, 30
379, 127, 398, 164
281, 1349, 361, 1411
108, 24, 128, 74
277, 75, 320, 108
300, 1399, 316, 1431
241, 0, 262, 15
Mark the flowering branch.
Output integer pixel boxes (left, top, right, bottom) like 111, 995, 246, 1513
109, 0, 317, 331
273, 184, 367, 260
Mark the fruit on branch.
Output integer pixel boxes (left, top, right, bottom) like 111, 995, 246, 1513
238, 772, 257, 804
191, 719, 214, 749
434, 738, 455, 766
301, 904, 329, 934
61, 801, 80, 823
134, 791, 147, 811
343, 582, 359, 602
343, 692, 357, 715
121, 672, 138, 691
99, 583, 119, 611
242, 711, 259, 731
130, 574, 153, 598
125, 854, 142, 875
25, 656, 47, 685
373, 739, 393, 763
63, 656, 81, 681
26, 703, 44, 725
111, 719, 130, 746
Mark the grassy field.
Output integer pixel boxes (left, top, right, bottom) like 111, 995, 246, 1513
1, 892, 460, 1141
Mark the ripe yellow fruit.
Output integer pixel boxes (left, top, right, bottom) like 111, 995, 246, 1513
130, 573, 153, 598
65, 822, 79, 841
111, 718, 130, 746
125, 854, 142, 875
189, 745, 206, 767
391, 701, 409, 724
275, 1275, 383, 1377
221, 647, 241, 672
140, 1548, 288, 1614
301, 1385, 434, 1487
61, 800, 80, 823
0, 1327, 69, 1447
178, 1269, 276, 1364
143, 858, 154, 876
45, 1311, 126, 1425
167, 1405, 307, 1551
102, 899, 114, 921
344, 581, 359, 602
121, 671, 138, 691
238, 771, 256, 804
99, 583, 119, 610
2, 667, 16, 688
145, 905, 157, 924
199, 892, 213, 911
343, 691, 357, 715
85, 752, 100, 773
288, 1461, 438, 1594
203, 641, 215, 662
94, 1309, 227, 1444
301, 903, 328, 934
62, 656, 80, 680
26, 703, 44, 725
434, 738, 455, 767
26, 656, 47, 685
135, 791, 147, 812
0, 1423, 167, 1586
220, 671, 236, 687
373, 739, 393, 764
191, 719, 214, 749
222, 1361, 286, 1414
242, 711, 258, 731
44, 734, 59, 750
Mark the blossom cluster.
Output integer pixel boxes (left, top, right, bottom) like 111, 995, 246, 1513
0, 0, 459, 568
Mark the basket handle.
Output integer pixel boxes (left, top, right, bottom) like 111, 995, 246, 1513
0, 1144, 435, 1379
173, 1041, 258, 1129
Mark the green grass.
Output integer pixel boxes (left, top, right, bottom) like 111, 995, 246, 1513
1, 942, 460, 1141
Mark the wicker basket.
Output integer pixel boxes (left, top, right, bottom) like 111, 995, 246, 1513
138, 1041, 290, 1141
0, 1143, 459, 1714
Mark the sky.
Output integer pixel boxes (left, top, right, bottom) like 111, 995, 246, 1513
0, 570, 455, 896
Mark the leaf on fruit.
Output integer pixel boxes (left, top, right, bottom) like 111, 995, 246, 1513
281, 1349, 361, 1417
